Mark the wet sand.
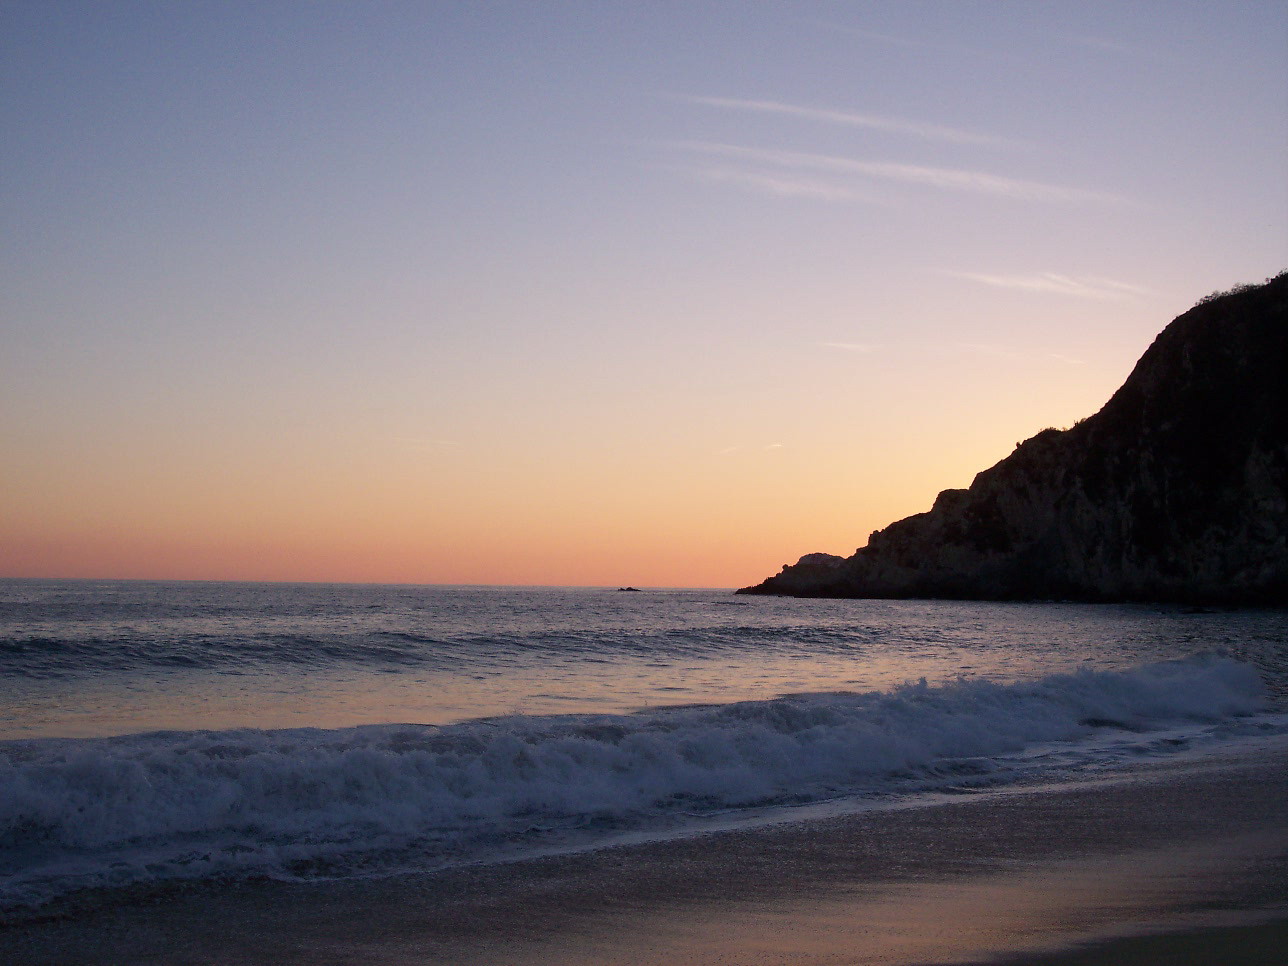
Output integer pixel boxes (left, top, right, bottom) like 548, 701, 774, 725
983, 917, 1288, 965
5, 739, 1288, 965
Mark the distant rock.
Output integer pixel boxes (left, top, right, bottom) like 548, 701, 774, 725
795, 553, 846, 567
739, 272, 1288, 605
616, 586, 642, 592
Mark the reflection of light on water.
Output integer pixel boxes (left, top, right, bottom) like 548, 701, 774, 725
3, 585, 1288, 740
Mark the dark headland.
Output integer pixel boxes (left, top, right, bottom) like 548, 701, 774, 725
739, 272, 1288, 604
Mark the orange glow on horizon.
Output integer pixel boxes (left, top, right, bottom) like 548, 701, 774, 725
2, 343, 1126, 588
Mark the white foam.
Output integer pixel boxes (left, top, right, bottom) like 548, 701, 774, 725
0, 655, 1268, 911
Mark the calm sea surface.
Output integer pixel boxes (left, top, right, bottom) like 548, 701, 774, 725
2, 579, 1286, 913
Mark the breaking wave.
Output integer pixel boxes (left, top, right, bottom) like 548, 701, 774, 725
0, 656, 1269, 912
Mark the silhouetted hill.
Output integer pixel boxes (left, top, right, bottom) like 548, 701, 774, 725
739, 272, 1288, 604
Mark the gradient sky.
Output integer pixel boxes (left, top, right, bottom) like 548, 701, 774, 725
3, 1, 1286, 587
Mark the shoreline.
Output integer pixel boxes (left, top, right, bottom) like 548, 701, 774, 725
5, 737, 1288, 964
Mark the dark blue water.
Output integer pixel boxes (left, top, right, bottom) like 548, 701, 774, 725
4, 579, 1287, 739
2, 579, 1286, 912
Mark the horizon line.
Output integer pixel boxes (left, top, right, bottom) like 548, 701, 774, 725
0, 574, 742, 591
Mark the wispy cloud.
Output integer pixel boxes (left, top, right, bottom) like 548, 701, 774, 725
814, 22, 983, 57
763, 443, 784, 451
819, 341, 877, 352
669, 163, 881, 204
1069, 34, 1174, 64
820, 21, 1168, 66
672, 142, 1125, 204
948, 271, 1152, 300
682, 95, 1016, 147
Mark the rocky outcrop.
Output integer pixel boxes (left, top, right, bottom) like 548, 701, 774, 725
739, 273, 1288, 604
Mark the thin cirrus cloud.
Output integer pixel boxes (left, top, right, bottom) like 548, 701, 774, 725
672, 163, 882, 203
818, 23, 1166, 65
1068, 35, 1176, 65
948, 271, 1152, 300
682, 95, 1017, 148
669, 142, 1126, 205
813, 22, 981, 55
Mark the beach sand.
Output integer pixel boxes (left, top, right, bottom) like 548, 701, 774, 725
5, 739, 1287, 965
982, 918, 1288, 965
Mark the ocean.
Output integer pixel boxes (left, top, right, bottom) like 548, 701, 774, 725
3, 579, 1288, 928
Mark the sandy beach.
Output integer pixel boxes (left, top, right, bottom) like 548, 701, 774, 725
6, 736, 1287, 966
982, 918, 1288, 965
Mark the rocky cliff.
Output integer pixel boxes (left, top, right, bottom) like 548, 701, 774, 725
739, 272, 1288, 604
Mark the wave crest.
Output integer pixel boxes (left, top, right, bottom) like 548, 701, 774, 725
0, 656, 1267, 911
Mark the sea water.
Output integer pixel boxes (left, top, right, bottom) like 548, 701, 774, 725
2, 579, 1286, 913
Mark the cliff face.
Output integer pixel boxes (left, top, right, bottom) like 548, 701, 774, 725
739, 273, 1288, 604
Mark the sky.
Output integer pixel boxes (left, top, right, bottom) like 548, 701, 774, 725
2, 1, 1286, 588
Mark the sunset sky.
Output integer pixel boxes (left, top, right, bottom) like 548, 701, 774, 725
3, 1, 1286, 587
